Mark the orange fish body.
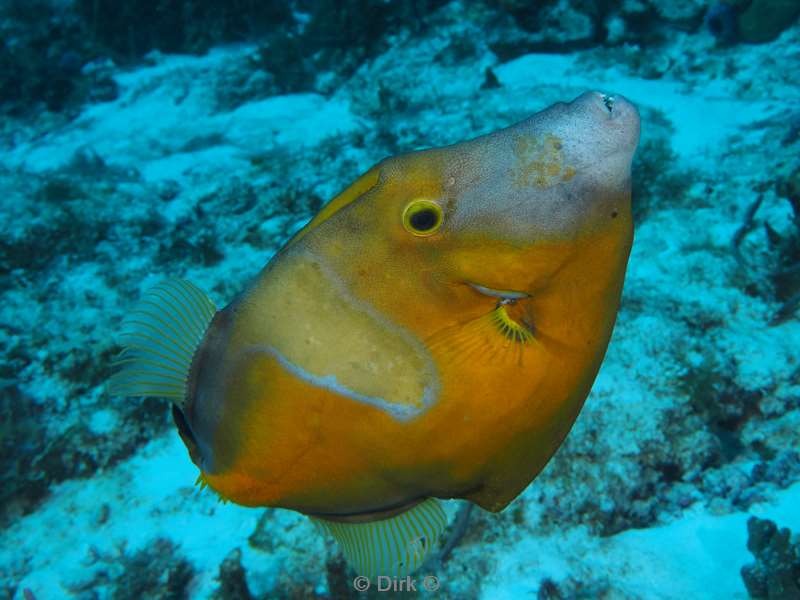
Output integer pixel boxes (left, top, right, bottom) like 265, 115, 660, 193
114, 91, 640, 575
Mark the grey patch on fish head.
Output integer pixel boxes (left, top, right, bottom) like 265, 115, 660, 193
444, 91, 641, 244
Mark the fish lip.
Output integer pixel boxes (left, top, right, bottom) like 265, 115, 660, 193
466, 282, 530, 300
562, 91, 640, 164
586, 90, 637, 120
601, 93, 615, 113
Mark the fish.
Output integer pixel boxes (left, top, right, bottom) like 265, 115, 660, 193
111, 91, 640, 578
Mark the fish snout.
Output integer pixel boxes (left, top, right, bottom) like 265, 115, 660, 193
571, 91, 640, 158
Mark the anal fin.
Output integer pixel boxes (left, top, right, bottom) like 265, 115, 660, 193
313, 498, 447, 578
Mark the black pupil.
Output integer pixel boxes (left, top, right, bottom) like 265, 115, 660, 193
410, 208, 438, 231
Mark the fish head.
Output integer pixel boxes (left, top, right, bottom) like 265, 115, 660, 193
286, 91, 640, 333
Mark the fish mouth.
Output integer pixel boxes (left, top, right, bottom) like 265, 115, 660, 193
582, 91, 640, 156
601, 93, 615, 113
467, 282, 530, 300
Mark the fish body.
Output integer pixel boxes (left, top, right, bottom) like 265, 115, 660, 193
113, 91, 640, 574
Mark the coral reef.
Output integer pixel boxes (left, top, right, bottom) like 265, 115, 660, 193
537, 575, 611, 599
737, 0, 800, 43
769, 166, 800, 324
705, 4, 740, 44
0, 0, 114, 116
110, 538, 195, 600
0, 0, 799, 597
213, 549, 253, 600
704, 0, 800, 45
629, 120, 697, 222
74, 1, 291, 61
741, 517, 800, 599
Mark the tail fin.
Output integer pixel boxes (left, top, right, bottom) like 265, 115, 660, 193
109, 279, 216, 410
314, 498, 447, 578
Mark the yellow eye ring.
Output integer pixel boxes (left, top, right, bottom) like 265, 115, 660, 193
402, 199, 443, 236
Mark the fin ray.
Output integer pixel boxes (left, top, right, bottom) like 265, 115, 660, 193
110, 279, 216, 408
125, 312, 197, 358
118, 335, 192, 367
427, 305, 535, 369
313, 498, 447, 578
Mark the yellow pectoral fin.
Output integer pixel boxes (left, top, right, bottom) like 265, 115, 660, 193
490, 302, 535, 344
427, 301, 537, 369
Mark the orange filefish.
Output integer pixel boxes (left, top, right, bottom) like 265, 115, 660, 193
111, 91, 640, 578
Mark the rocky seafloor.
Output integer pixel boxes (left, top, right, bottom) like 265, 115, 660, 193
1, 1, 800, 598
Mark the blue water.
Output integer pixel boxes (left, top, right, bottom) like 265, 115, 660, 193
1, 2, 799, 599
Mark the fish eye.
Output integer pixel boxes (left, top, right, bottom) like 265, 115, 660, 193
402, 199, 443, 236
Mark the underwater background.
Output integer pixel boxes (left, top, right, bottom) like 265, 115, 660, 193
1, 1, 799, 598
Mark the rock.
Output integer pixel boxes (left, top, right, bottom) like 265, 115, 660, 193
654, 0, 707, 22
741, 517, 800, 599
705, 4, 740, 43
213, 548, 252, 600
738, 0, 800, 43
537, 0, 595, 45
111, 538, 195, 600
